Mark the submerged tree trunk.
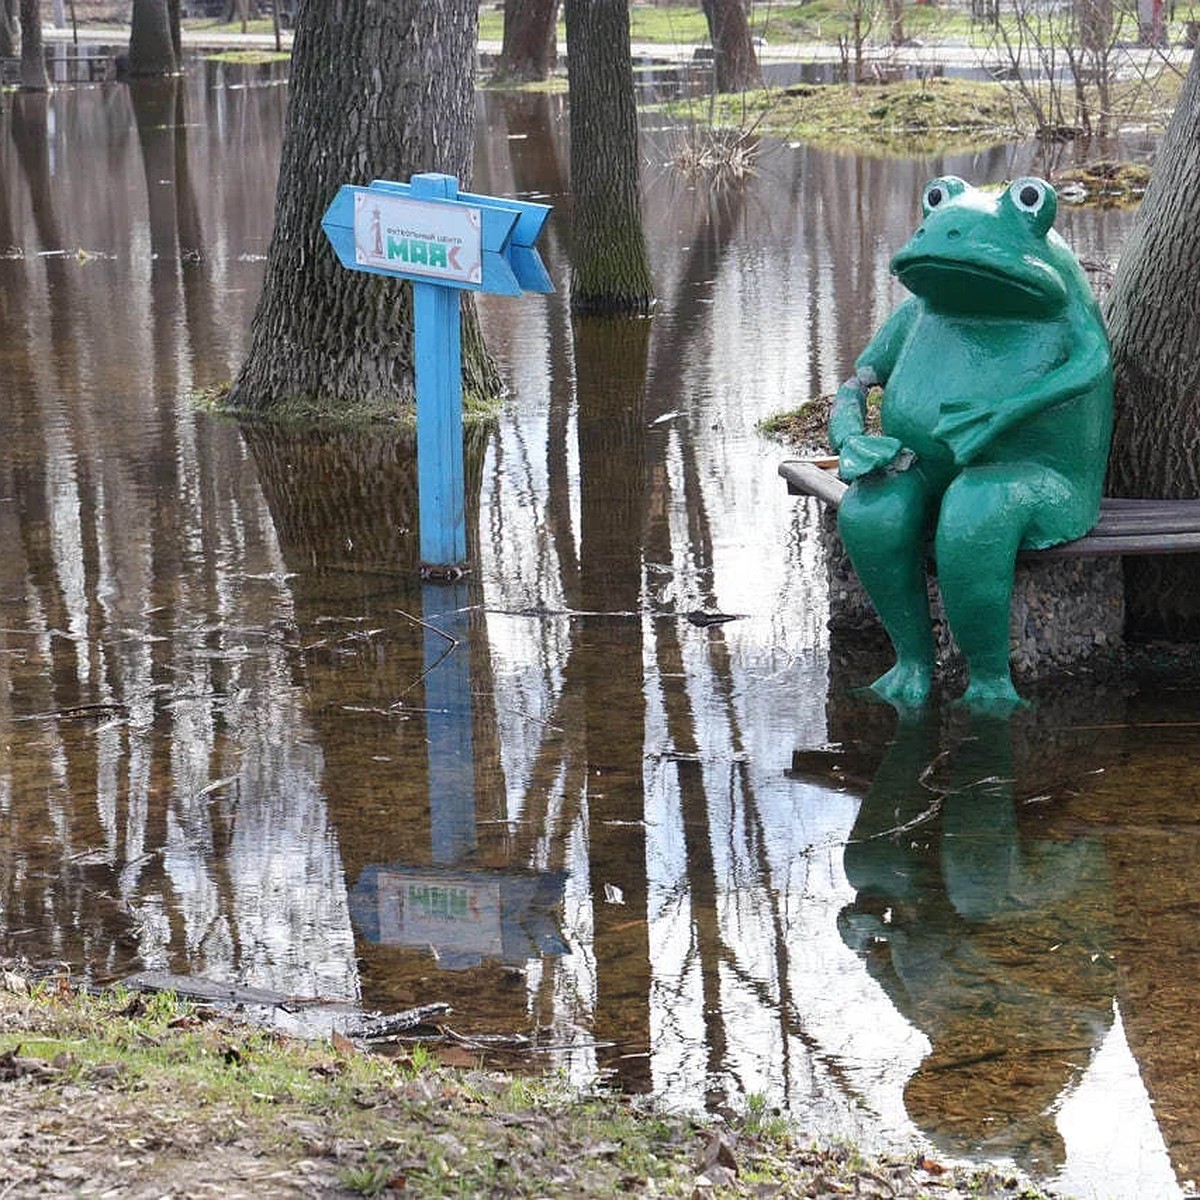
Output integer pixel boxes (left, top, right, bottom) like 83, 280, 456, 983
18, 0, 49, 91
228, 0, 500, 417
563, 0, 654, 315
1105, 42, 1200, 638
700, 0, 762, 92
495, 0, 558, 82
128, 0, 177, 76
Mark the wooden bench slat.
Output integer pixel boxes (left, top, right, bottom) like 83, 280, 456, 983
779, 459, 1200, 559
1093, 509, 1200, 536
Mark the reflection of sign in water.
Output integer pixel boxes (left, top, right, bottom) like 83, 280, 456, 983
353, 192, 482, 286
377, 871, 503, 959
350, 864, 568, 971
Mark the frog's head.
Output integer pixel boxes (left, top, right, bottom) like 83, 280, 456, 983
890, 176, 1076, 317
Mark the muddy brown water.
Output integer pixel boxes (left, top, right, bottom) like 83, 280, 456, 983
0, 57, 1193, 1198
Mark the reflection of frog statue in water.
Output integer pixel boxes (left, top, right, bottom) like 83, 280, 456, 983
830, 177, 1113, 709
837, 712, 1114, 1172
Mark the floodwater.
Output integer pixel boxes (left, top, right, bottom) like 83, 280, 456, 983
0, 56, 1196, 1199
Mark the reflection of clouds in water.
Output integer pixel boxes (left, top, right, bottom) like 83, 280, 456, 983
226, 745, 357, 1002
157, 628, 359, 1002
549, 815, 600, 1090
1053, 1003, 1180, 1200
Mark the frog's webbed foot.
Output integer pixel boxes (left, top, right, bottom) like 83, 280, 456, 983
954, 675, 1031, 714
933, 399, 997, 465
869, 660, 934, 709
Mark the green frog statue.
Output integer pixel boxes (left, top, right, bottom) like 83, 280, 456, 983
830, 176, 1113, 709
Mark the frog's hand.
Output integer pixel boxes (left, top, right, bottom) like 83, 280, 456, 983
932, 399, 998, 465
838, 434, 906, 481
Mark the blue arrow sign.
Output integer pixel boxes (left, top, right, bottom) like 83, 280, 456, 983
320, 173, 553, 573
321, 178, 552, 298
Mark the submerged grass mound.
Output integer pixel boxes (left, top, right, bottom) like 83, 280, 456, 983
670, 77, 1027, 155
204, 49, 291, 65
0, 966, 1052, 1198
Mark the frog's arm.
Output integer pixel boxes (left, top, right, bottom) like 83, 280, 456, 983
933, 323, 1111, 465
829, 300, 918, 450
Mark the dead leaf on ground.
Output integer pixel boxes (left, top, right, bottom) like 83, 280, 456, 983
435, 1046, 479, 1069
700, 1130, 739, 1174
2, 971, 29, 996
0, 1047, 62, 1082
86, 1062, 126, 1083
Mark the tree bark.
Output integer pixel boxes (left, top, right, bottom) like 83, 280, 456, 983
700, 0, 762, 92
563, 0, 654, 315
18, 0, 49, 91
128, 0, 178, 76
0, 0, 17, 58
167, 0, 181, 65
228, 0, 501, 418
495, 0, 558, 82
1105, 42, 1200, 637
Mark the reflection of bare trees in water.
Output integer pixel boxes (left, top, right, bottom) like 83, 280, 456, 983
0, 81, 358, 998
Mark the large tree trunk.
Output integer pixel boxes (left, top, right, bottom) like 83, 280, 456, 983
228, 0, 501, 418
128, 0, 178, 76
167, 0, 181, 65
18, 0, 49, 91
0, 0, 18, 58
495, 0, 558, 82
1105, 43, 1200, 639
701, 0, 762, 92
563, 0, 654, 315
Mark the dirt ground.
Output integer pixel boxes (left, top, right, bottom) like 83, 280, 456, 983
0, 966, 1054, 1199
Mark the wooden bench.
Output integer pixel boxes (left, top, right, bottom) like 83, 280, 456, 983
779, 458, 1200, 559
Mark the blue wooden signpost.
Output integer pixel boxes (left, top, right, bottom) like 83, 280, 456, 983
321, 172, 552, 574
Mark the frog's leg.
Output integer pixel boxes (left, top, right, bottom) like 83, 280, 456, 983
935, 463, 1079, 710
838, 467, 941, 707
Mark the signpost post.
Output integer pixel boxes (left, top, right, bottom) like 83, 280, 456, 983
321, 172, 551, 575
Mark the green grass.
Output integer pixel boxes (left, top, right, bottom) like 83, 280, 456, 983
668, 75, 1028, 154
479, 3, 986, 47
0, 972, 1056, 1199
182, 16, 280, 34
203, 49, 291, 64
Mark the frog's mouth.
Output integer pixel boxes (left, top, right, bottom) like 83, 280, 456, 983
892, 254, 1065, 316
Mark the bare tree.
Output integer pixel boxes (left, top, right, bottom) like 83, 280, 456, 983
227, 0, 500, 416
0, 0, 17, 58
19, 0, 49, 91
700, 0, 762, 92
495, 0, 559, 83
562, 0, 654, 314
1105, 43, 1200, 636
989, 0, 1131, 137
129, 0, 178, 77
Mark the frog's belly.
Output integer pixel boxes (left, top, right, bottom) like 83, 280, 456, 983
880, 317, 1079, 472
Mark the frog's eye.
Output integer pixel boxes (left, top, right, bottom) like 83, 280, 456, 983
1007, 177, 1057, 233
922, 176, 967, 215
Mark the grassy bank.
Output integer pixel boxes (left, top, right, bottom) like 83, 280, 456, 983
0, 967, 1051, 1198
